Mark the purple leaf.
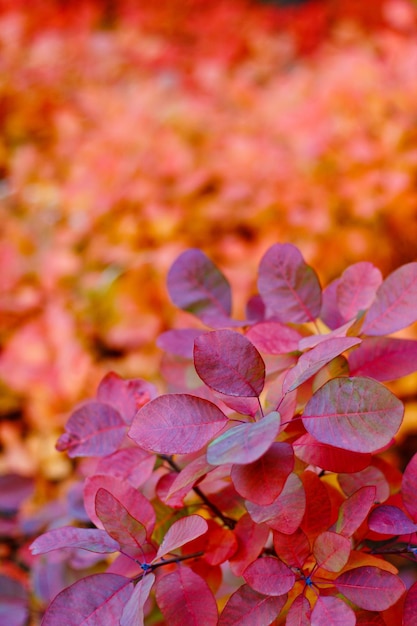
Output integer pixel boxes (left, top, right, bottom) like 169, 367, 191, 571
157, 329, 203, 358
129, 393, 228, 454
257, 243, 322, 323
283, 337, 361, 393
0, 574, 28, 626
155, 515, 208, 559
320, 279, 345, 330
167, 248, 232, 321
349, 337, 417, 381
95, 488, 148, 549
41, 573, 133, 626
207, 411, 280, 465
245, 321, 302, 355
97, 372, 157, 425
368, 505, 417, 535
194, 329, 265, 397
336, 262, 382, 321
335, 566, 405, 611
120, 574, 155, 626
56, 401, 126, 458
242, 556, 295, 596
0, 474, 34, 514
219, 584, 286, 626
30, 526, 120, 555
302, 377, 404, 453
361, 262, 417, 335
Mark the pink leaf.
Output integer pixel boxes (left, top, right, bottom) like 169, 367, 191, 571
218, 584, 286, 626
207, 411, 280, 466
229, 514, 270, 577
155, 515, 208, 560
167, 248, 231, 322
0, 574, 28, 626
194, 330, 265, 397
320, 279, 345, 330
41, 573, 133, 626
157, 329, 203, 358
349, 338, 417, 381
335, 566, 406, 610
97, 372, 157, 425
30, 526, 120, 555
293, 433, 371, 473
403, 581, 417, 626
302, 377, 404, 453
0, 474, 34, 514
368, 505, 417, 535
56, 401, 126, 457
286, 595, 311, 626
332, 486, 376, 537
336, 262, 382, 321
272, 528, 310, 569
155, 566, 218, 626
129, 393, 228, 454
95, 447, 155, 488
338, 466, 390, 503
313, 531, 351, 572
214, 392, 260, 417
95, 488, 148, 549
231, 442, 294, 505
120, 574, 155, 626
311, 596, 355, 626
167, 454, 215, 499
361, 263, 417, 335
258, 243, 322, 323
245, 321, 302, 355
246, 473, 305, 534
243, 556, 295, 596
402, 452, 417, 521
283, 337, 361, 393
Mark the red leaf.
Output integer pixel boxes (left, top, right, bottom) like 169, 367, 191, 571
335, 566, 406, 610
95, 488, 147, 550
336, 262, 382, 322
273, 528, 310, 569
155, 566, 218, 626
218, 584, 286, 626
294, 433, 371, 473
402, 452, 417, 521
229, 514, 270, 576
313, 531, 351, 572
286, 595, 311, 626
302, 377, 404, 453
243, 556, 295, 596
245, 321, 302, 355
355, 611, 387, 625
194, 329, 265, 397
97, 372, 157, 425
300, 471, 332, 538
56, 401, 126, 457
246, 473, 306, 534
283, 337, 361, 393
403, 581, 417, 626
338, 466, 390, 503
41, 573, 133, 626
155, 515, 208, 560
231, 442, 294, 505
129, 393, 227, 454
187, 519, 238, 566
120, 574, 155, 626
349, 338, 417, 382
311, 596, 355, 626
368, 505, 417, 535
207, 411, 280, 466
332, 486, 376, 537
361, 263, 417, 335
30, 526, 120, 555
157, 329, 203, 358
257, 243, 322, 323
167, 249, 231, 322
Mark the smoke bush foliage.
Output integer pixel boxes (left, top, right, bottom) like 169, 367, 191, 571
28, 243, 417, 624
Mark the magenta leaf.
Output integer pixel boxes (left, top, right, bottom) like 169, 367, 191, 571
403, 581, 417, 626
245, 321, 302, 355
95, 447, 155, 488
313, 531, 351, 572
120, 573, 155, 626
338, 466, 390, 503
283, 337, 361, 393
41, 573, 132, 625
335, 566, 406, 611
320, 279, 345, 330
302, 377, 404, 453
214, 392, 260, 417
157, 329, 203, 358
97, 372, 157, 425
207, 411, 280, 466
0, 574, 28, 626
194, 329, 265, 397
361, 262, 417, 335
293, 433, 371, 473
231, 442, 294, 505
332, 486, 376, 537
348, 337, 417, 381
129, 393, 228, 454
368, 505, 417, 535
402, 452, 417, 521
218, 584, 286, 626
286, 595, 311, 626
167, 248, 232, 321
0, 474, 34, 514
229, 514, 270, 577
336, 262, 382, 321
95, 488, 148, 549
257, 243, 322, 323
30, 526, 120, 555
242, 556, 295, 596
155, 566, 218, 626
166, 454, 215, 499
311, 596, 355, 626
155, 515, 208, 560
273, 528, 310, 569
55, 401, 126, 458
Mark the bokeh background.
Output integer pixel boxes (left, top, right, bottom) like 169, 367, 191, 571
1, 0, 417, 622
